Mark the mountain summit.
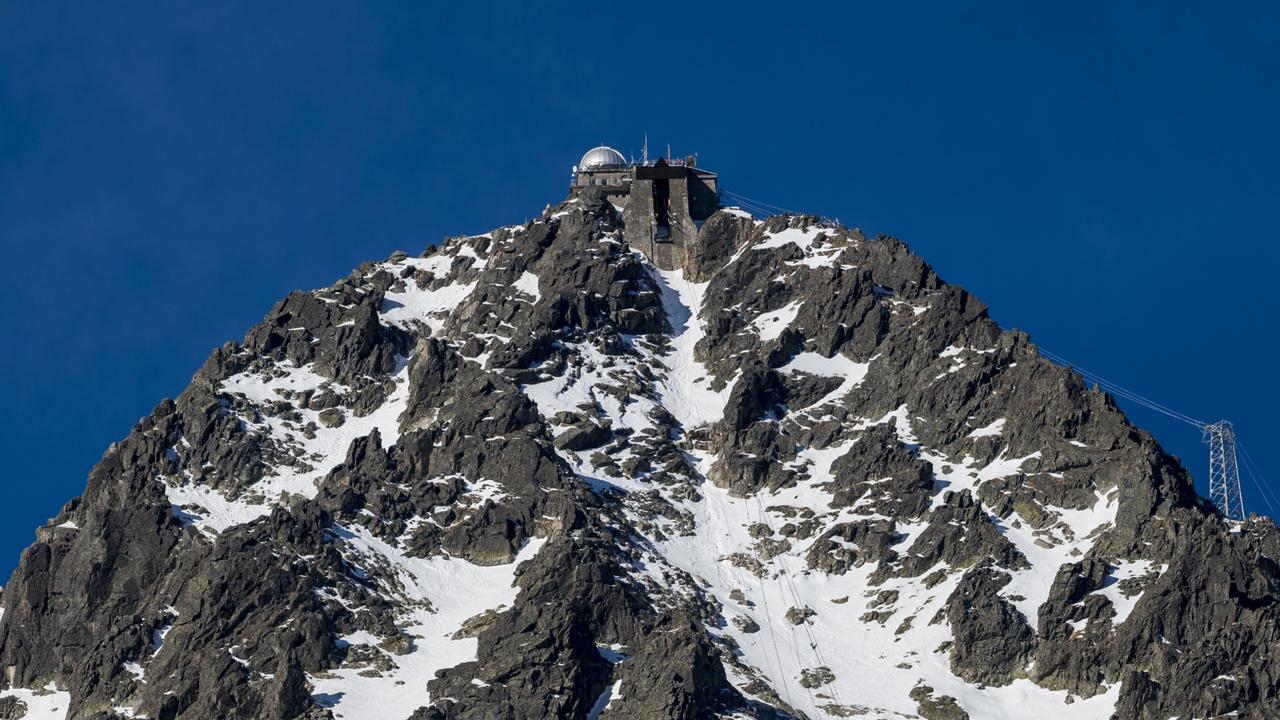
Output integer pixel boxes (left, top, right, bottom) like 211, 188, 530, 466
1, 177, 1277, 720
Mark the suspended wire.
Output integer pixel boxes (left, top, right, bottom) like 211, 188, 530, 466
723, 190, 791, 214
1037, 348, 1206, 428
721, 194, 778, 219
718, 188, 844, 229
1038, 348, 1279, 520
1238, 441, 1280, 519
1238, 442, 1278, 508
717, 191, 1267, 520
720, 189, 801, 216
1039, 348, 1204, 426
749, 483, 848, 717
713, 193, 1275, 528
749, 494, 796, 715
753, 493, 821, 717
775, 533, 846, 715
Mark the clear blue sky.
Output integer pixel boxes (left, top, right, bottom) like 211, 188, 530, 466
2, 2, 1277, 577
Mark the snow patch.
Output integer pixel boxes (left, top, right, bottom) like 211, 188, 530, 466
750, 301, 802, 341
121, 661, 146, 682
310, 529, 545, 718
968, 418, 1006, 438
165, 358, 412, 534
999, 491, 1118, 627
512, 271, 541, 303
777, 351, 871, 411
0, 684, 71, 719
1093, 559, 1158, 626
650, 268, 737, 428
379, 254, 479, 334
756, 226, 826, 252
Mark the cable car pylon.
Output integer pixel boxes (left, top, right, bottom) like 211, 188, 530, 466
1036, 348, 1273, 521
1204, 420, 1246, 521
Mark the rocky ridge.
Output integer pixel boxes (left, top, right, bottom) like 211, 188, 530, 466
0, 189, 1277, 720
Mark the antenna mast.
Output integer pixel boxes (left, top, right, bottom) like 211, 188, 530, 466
642, 133, 648, 165
1204, 420, 1246, 521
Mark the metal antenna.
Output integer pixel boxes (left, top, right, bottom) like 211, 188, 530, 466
1204, 420, 1246, 521
642, 132, 648, 165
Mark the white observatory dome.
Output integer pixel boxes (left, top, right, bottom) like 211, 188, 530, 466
578, 145, 627, 170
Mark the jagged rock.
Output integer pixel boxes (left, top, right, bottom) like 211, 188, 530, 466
785, 606, 816, 625
799, 666, 835, 688
553, 421, 612, 451
807, 518, 898, 574
318, 408, 345, 428
684, 209, 753, 281
827, 421, 933, 518
0, 696, 27, 720
946, 565, 1034, 686
886, 490, 1028, 580
909, 685, 970, 720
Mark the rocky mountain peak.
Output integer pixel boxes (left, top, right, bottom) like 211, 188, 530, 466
1, 190, 1277, 720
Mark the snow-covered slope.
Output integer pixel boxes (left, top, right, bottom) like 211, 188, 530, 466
1, 190, 1278, 720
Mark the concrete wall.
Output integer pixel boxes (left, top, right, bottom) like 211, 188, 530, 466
622, 176, 702, 271
687, 173, 719, 221
623, 178, 657, 259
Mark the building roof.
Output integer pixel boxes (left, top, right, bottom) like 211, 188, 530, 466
578, 146, 628, 171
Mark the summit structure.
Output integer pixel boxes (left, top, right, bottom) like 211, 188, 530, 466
1, 155, 1278, 720
570, 144, 719, 270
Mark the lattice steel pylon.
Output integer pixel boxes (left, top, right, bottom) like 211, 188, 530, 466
1204, 420, 1246, 521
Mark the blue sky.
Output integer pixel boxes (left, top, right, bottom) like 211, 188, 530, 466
1, 2, 1277, 576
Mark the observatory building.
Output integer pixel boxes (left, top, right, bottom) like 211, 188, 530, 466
570, 144, 720, 270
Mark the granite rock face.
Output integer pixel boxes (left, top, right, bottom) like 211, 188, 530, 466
1, 189, 1277, 719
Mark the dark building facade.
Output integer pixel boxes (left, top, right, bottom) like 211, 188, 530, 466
570, 145, 720, 270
